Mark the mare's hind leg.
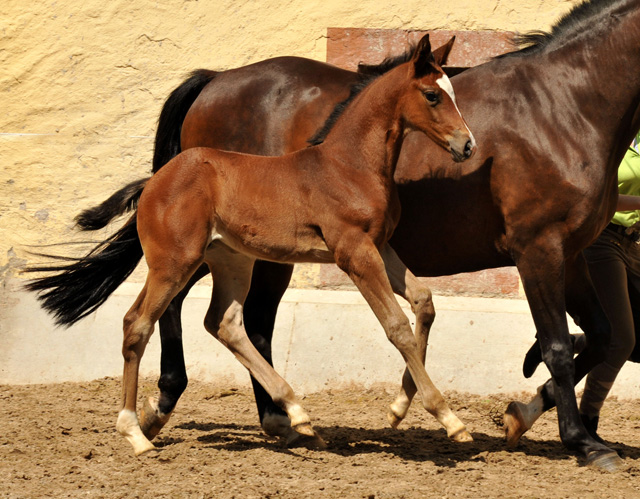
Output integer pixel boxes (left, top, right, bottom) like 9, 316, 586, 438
332, 238, 468, 440
204, 246, 325, 448
140, 263, 211, 441
380, 246, 472, 441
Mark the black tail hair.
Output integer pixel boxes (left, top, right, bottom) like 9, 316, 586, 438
23, 216, 143, 327
75, 177, 149, 231
152, 69, 217, 172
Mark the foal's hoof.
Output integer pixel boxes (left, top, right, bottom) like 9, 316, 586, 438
387, 409, 404, 429
140, 397, 171, 441
449, 428, 473, 443
286, 423, 327, 450
504, 401, 530, 448
586, 450, 624, 472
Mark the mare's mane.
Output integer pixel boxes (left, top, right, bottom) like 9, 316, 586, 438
309, 0, 628, 144
308, 47, 415, 146
500, 0, 628, 57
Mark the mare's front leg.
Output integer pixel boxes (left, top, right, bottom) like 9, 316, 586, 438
139, 263, 211, 441
503, 245, 619, 470
204, 246, 325, 449
243, 261, 297, 439
381, 245, 471, 441
332, 237, 468, 440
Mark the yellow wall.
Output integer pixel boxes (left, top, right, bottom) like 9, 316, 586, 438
1, 0, 581, 284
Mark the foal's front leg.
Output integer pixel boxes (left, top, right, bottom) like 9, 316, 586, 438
380, 245, 471, 441
333, 238, 468, 441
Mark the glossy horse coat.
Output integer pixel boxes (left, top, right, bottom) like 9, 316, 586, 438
36, 36, 477, 456
28, 0, 640, 471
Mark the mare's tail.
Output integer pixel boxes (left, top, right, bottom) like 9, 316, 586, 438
152, 68, 217, 172
74, 69, 218, 232
24, 215, 143, 327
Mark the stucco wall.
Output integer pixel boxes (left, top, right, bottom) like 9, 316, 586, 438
1, 0, 581, 289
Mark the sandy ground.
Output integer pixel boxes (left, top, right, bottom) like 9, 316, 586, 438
1, 377, 640, 498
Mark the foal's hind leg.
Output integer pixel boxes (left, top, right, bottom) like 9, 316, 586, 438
204, 246, 325, 448
333, 238, 468, 441
116, 267, 198, 456
140, 263, 211, 441
244, 261, 296, 439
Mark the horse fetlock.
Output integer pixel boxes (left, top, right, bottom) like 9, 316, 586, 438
116, 409, 156, 456
287, 403, 311, 429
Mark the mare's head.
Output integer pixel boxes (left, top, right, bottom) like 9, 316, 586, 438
400, 34, 476, 162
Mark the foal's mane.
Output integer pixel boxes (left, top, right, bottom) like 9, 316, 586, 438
308, 47, 415, 146
499, 0, 628, 57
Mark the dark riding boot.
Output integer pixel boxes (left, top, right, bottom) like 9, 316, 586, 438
580, 414, 605, 444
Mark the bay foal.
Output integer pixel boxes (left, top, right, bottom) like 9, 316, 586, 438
116, 34, 476, 455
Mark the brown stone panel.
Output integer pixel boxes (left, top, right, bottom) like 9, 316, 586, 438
323, 27, 521, 298
326, 27, 515, 71
317, 264, 520, 298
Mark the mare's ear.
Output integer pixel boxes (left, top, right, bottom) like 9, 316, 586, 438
412, 33, 436, 77
432, 35, 456, 67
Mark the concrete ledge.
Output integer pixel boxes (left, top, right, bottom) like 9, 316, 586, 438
2, 280, 639, 398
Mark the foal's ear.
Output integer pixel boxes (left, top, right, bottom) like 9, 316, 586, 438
432, 35, 456, 67
412, 33, 436, 77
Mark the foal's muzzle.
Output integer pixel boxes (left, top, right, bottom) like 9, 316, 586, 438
450, 132, 476, 163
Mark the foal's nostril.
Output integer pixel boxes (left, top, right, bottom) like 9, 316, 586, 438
464, 140, 473, 158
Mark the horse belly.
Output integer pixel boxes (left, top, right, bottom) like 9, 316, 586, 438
208, 220, 334, 264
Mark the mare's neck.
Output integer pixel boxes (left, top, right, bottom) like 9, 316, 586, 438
544, 1, 640, 164
319, 67, 409, 180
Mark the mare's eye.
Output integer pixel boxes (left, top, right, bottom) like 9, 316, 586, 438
424, 91, 438, 104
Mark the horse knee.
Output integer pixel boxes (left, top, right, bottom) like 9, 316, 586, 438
541, 342, 574, 379
411, 288, 435, 325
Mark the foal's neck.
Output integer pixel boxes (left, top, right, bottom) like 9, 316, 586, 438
319, 67, 410, 180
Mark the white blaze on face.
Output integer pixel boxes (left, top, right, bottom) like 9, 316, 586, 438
436, 74, 476, 148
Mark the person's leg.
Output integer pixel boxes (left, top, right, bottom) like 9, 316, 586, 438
580, 234, 639, 441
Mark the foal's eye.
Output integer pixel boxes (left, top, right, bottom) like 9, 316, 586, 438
424, 91, 438, 104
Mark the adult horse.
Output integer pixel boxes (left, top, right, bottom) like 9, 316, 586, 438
28, 0, 640, 470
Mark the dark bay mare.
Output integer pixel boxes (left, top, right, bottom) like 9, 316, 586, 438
27, 0, 640, 470
30, 36, 477, 456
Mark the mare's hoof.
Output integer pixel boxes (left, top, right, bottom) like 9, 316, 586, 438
504, 401, 530, 448
387, 409, 403, 429
261, 413, 293, 438
140, 397, 171, 441
286, 429, 327, 450
450, 428, 473, 443
586, 450, 624, 472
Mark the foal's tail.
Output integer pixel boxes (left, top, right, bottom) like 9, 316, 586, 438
24, 215, 143, 327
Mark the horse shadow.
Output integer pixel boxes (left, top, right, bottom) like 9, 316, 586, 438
167, 420, 640, 467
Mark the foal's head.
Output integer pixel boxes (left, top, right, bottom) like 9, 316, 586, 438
400, 34, 476, 162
